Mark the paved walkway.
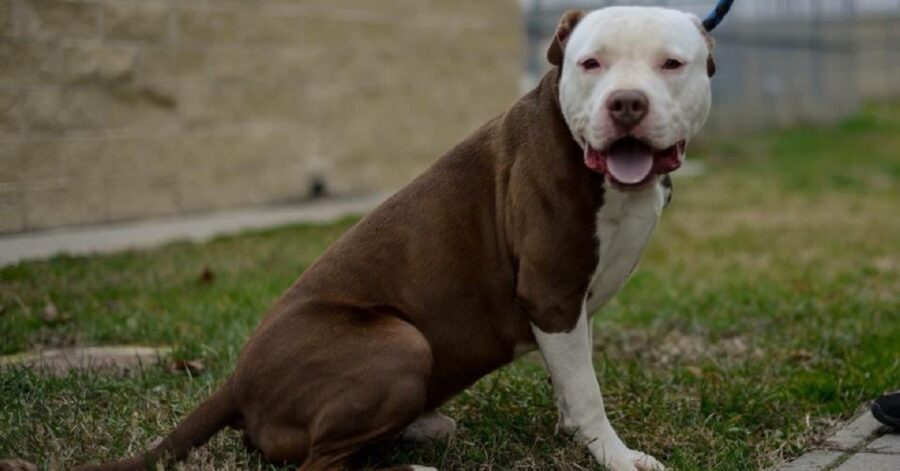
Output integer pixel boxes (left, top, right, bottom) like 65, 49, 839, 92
0, 193, 388, 267
776, 409, 900, 470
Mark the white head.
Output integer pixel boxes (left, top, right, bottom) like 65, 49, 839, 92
551, 7, 715, 190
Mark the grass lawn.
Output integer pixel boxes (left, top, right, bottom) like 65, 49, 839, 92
1, 105, 898, 470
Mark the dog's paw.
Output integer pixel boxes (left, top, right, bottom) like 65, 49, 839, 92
400, 412, 456, 442
590, 440, 666, 471
625, 449, 666, 471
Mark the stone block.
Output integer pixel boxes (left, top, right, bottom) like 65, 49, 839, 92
61, 43, 139, 84
16, 0, 100, 40
0, 38, 60, 84
0, 0, 12, 37
168, 127, 311, 211
0, 139, 66, 183
239, 14, 306, 46
329, 156, 426, 195
106, 178, 180, 221
134, 46, 204, 91
203, 46, 288, 83
101, 135, 186, 184
836, 453, 900, 471
174, 79, 306, 126
21, 84, 176, 133
774, 450, 844, 471
174, 7, 244, 44
865, 434, 900, 454
102, 1, 172, 42
825, 413, 884, 451
0, 142, 19, 182
58, 138, 112, 182
0, 87, 22, 134
19, 86, 70, 132
0, 188, 23, 233
22, 183, 108, 230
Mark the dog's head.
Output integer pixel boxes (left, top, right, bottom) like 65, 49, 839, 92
551, 7, 715, 190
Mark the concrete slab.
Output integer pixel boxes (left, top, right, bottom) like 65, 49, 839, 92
824, 412, 885, 451
0, 193, 388, 267
778, 410, 895, 471
865, 433, 900, 454
835, 453, 900, 470
0, 346, 172, 377
774, 450, 844, 471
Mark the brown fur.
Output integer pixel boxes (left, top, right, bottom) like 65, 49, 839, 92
77, 17, 607, 471
696, 19, 718, 77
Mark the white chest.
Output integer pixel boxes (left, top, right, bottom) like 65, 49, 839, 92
587, 180, 666, 312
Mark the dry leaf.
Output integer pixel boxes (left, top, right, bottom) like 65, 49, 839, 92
686, 366, 703, 378
791, 349, 813, 361
198, 267, 215, 284
42, 302, 58, 323
171, 359, 205, 374
41, 301, 71, 324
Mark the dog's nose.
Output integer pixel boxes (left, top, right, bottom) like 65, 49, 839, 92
606, 90, 649, 128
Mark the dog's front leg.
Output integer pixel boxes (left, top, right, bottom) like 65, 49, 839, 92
532, 306, 665, 471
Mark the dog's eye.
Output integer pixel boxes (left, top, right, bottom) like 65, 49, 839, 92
662, 59, 684, 70
580, 58, 601, 71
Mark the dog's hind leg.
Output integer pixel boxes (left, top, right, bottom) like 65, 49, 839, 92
296, 369, 430, 470
272, 314, 433, 471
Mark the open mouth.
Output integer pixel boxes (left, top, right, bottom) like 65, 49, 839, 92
584, 137, 685, 189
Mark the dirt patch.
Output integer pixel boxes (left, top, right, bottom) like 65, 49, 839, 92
596, 328, 764, 367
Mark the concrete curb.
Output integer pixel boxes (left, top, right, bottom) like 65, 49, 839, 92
0, 193, 389, 267
774, 408, 899, 470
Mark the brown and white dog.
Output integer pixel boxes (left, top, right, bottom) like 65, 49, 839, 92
78, 6, 715, 471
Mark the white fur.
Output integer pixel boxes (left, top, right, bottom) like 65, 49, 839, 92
558, 7, 712, 160
588, 180, 666, 313
532, 308, 665, 471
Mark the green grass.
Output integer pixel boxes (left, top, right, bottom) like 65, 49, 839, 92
2, 104, 898, 470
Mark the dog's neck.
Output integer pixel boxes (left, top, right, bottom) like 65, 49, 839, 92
498, 68, 604, 206
533, 68, 576, 149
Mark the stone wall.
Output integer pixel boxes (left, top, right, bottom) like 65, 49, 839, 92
0, 0, 520, 233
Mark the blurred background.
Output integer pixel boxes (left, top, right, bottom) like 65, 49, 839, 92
1, 4, 898, 468
1, 0, 898, 234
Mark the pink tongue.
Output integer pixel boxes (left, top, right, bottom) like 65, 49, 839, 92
607, 146, 654, 184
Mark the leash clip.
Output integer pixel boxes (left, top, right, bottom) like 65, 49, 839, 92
702, 0, 735, 31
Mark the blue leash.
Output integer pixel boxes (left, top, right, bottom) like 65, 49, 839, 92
702, 0, 735, 31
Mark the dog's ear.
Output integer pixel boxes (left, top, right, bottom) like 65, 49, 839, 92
699, 22, 717, 77
704, 32, 717, 77
547, 10, 585, 67
690, 14, 717, 77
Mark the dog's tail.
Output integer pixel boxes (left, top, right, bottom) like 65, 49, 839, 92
75, 377, 240, 471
